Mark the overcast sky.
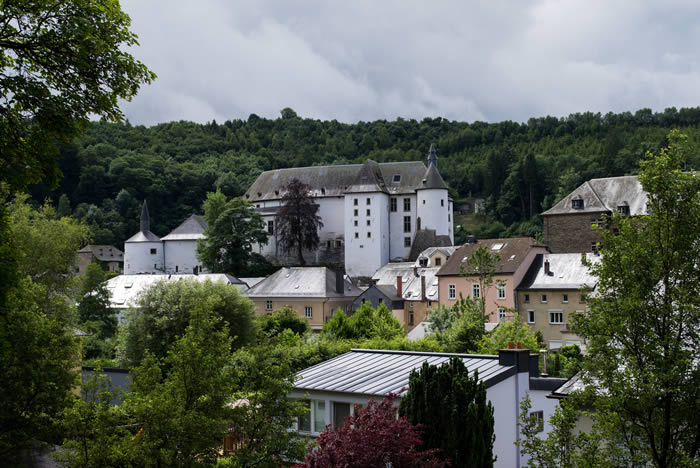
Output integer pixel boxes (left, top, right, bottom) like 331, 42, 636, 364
119, 0, 700, 126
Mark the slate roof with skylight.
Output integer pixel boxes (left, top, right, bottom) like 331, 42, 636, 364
437, 237, 545, 276
293, 349, 516, 396
541, 175, 648, 216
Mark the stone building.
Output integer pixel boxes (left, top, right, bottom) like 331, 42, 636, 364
76, 244, 123, 275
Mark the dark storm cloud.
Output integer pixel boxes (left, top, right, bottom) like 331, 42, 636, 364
119, 0, 700, 126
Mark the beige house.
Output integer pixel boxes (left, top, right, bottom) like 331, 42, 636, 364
244, 267, 358, 331
436, 238, 547, 323
516, 253, 599, 350
76, 244, 123, 275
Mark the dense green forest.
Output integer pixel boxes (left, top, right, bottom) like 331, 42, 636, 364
30, 106, 700, 246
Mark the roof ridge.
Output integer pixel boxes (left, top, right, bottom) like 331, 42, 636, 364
350, 348, 500, 359
585, 180, 608, 210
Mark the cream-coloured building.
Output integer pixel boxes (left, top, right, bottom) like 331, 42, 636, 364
244, 267, 358, 331
516, 253, 599, 350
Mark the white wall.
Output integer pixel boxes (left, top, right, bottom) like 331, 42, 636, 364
124, 241, 164, 274
487, 374, 519, 468
416, 188, 450, 236
389, 194, 416, 260
345, 192, 389, 277
163, 239, 204, 274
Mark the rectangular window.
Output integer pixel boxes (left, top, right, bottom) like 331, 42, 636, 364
549, 340, 562, 350
498, 308, 506, 322
403, 216, 411, 233
530, 410, 544, 433
314, 400, 326, 433
524, 294, 530, 303
150, 248, 157, 254
562, 294, 568, 303
441, 199, 445, 207
435, 258, 441, 266
392, 174, 401, 183
497, 282, 506, 300
366, 220, 371, 226
390, 198, 397, 212
448, 284, 456, 300
354, 220, 358, 226
541, 294, 547, 303
528, 310, 535, 323
298, 400, 311, 432
408, 310, 414, 326
354, 232, 359, 239
354, 198, 358, 206
304, 306, 313, 319
367, 232, 371, 238
403, 198, 411, 212
267, 220, 274, 235
336, 240, 342, 248
333, 402, 350, 428
354, 209, 358, 216
297, 399, 326, 434
366, 209, 371, 216
264, 300, 273, 311
549, 310, 563, 324
404, 237, 411, 247
472, 283, 480, 298
175, 265, 179, 272
366, 197, 371, 205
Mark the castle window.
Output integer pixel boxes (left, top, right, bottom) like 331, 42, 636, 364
267, 220, 274, 235
403, 198, 411, 212
572, 199, 584, 209
366, 209, 371, 216
354, 220, 358, 227
366, 220, 371, 226
175, 265, 179, 272
366, 198, 371, 205
404, 237, 411, 247
367, 232, 371, 238
354, 209, 358, 216
422, 200, 425, 204
390, 198, 397, 212
441, 199, 445, 207
403, 216, 411, 233
354, 198, 358, 206
150, 248, 157, 255
354, 232, 359, 239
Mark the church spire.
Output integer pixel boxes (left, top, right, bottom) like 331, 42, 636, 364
427, 143, 438, 168
140, 200, 150, 233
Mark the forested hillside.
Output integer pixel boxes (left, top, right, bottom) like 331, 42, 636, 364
31, 107, 700, 246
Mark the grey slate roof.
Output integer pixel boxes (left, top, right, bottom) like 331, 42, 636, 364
293, 349, 514, 396
407, 229, 452, 261
418, 163, 448, 190
549, 373, 585, 399
78, 244, 124, 262
372, 262, 440, 302
517, 253, 600, 290
541, 175, 647, 216
244, 267, 357, 298
244, 161, 436, 202
161, 215, 207, 241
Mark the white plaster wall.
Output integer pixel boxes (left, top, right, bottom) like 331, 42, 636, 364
416, 188, 450, 236
448, 199, 454, 244
487, 374, 519, 468
124, 241, 164, 274
389, 194, 416, 260
345, 193, 389, 277
163, 240, 204, 274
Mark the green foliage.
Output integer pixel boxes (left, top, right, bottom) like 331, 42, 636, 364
461, 245, 501, 320
545, 345, 584, 379
256, 305, 310, 338
275, 178, 323, 265
0, 0, 155, 191
399, 357, 495, 467
428, 296, 485, 353
572, 130, 700, 466
197, 191, 272, 276
321, 302, 405, 341
77, 263, 117, 362
477, 315, 542, 354
116, 279, 257, 367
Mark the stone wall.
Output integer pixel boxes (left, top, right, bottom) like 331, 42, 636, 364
543, 212, 607, 253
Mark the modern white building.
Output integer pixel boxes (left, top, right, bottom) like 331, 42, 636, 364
123, 201, 207, 275
245, 145, 454, 278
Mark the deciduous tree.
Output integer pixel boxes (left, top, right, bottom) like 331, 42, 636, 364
276, 178, 323, 266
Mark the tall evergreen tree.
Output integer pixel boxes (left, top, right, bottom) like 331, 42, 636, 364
399, 357, 495, 467
275, 178, 323, 265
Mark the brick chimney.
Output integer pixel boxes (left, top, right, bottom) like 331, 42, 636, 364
396, 276, 403, 298
421, 275, 426, 301
544, 259, 551, 276
335, 269, 344, 294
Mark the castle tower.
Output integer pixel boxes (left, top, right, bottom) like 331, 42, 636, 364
123, 200, 164, 274
416, 144, 452, 241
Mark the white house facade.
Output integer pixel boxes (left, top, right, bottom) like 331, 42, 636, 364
245, 145, 454, 277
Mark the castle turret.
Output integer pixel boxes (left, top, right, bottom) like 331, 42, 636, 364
416, 145, 452, 242
123, 200, 164, 274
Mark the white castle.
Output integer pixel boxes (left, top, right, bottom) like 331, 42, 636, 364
123, 202, 207, 275
245, 145, 454, 277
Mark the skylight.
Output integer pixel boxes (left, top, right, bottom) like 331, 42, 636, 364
491, 243, 504, 251
392, 174, 401, 183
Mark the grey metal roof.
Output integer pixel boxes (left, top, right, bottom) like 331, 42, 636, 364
518, 253, 600, 290
293, 349, 514, 396
106, 273, 244, 309
542, 175, 647, 216
549, 373, 585, 399
125, 230, 161, 242
161, 215, 207, 241
372, 263, 441, 301
245, 160, 439, 202
244, 267, 357, 298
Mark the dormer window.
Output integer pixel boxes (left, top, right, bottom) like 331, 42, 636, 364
572, 199, 584, 209
393, 174, 401, 183
617, 204, 630, 216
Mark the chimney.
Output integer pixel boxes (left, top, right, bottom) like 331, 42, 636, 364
544, 259, 551, 276
421, 275, 426, 301
413, 266, 419, 277
396, 276, 403, 298
336, 269, 344, 294
193, 265, 198, 275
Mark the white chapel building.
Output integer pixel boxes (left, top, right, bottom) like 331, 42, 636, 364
245, 145, 454, 278
123, 201, 207, 275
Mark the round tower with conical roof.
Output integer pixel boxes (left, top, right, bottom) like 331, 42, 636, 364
416, 144, 452, 242
123, 200, 164, 274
